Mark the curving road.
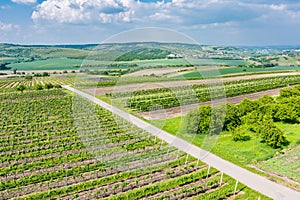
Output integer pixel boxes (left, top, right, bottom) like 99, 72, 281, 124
63, 85, 300, 200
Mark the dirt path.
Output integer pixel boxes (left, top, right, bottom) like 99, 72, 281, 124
85, 72, 300, 96
138, 86, 294, 120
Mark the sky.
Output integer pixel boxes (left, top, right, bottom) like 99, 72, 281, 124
1, 0, 300, 46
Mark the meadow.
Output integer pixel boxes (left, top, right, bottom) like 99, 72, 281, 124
149, 98, 300, 189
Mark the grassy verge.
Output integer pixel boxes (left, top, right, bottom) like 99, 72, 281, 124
149, 116, 300, 190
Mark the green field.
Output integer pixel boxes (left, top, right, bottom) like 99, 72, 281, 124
5, 57, 249, 71
6, 58, 108, 70
175, 66, 300, 78
255, 123, 300, 182
150, 116, 278, 166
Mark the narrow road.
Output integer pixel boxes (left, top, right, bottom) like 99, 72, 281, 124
63, 85, 300, 200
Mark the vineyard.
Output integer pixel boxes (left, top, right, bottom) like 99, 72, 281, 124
107, 75, 300, 111
0, 87, 268, 199
0, 77, 75, 90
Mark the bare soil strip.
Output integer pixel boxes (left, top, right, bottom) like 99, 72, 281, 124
138, 86, 295, 120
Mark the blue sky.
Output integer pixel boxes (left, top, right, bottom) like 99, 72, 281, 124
1, 0, 300, 46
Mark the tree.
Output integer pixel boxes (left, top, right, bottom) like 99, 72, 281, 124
25, 75, 33, 80
44, 83, 54, 89
273, 104, 298, 123
35, 84, 43, 90
16, 85, 26, 92
256, 95, 274, 105
224, 103, 241, 131
209, 105, 226, 135
237, 98, 258, 117
186, 109, 200, 134
259, 120, 287, 148
231, 125, 251, 141
42, 72, 50, 77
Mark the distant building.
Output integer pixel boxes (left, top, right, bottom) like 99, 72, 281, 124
167, 54, 183, 59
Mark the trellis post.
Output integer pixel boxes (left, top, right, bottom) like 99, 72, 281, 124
234, 179, 239, 196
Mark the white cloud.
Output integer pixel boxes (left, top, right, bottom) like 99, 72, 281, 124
270, 4, 287, 11
32, 0, 136, 24
29, 0, 300, 45
11, 0, 37, 4
0, 21, 19, 31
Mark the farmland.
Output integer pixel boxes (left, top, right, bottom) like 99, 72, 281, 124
107, 75, 300, 112
0, 83, 269, 199
176, 66, 300, 79
6, 58, 107, 71
1, 42, 300, 199
0, 76, 75, 92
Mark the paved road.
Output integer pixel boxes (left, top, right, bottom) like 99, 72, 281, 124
63, 85, 300, 200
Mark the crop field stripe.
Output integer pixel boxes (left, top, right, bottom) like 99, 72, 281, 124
64, 85, 300, 200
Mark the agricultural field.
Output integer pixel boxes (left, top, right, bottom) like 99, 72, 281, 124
175, 66, 300, 79
107, 75, 300, 112
0, 76, 75, 92
6, 58, 108, 71
1, 42, 300, 199
0, 84, 268, 199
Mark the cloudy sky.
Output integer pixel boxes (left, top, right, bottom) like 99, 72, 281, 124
1, 0, 300, 46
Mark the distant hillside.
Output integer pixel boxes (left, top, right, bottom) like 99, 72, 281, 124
2, 42, 300, 64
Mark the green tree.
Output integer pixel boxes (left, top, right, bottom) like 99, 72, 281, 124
231, 125, 251, 141
44, 83, 54, 89
224, 103, 241, 131
42, 72, 50, 77
273, 103, 298, 123
209, 105, 226, 135
237, 98, 258, 117
186, 109, 200, 134
16, 85, 26, 92
259, 121, 287, 148
197, 105, 212, 134
35, 84, 43, 90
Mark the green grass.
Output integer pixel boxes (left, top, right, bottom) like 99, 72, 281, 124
150, 116, 300, 168
5, 57, 249, 71
256, 146, 300, 182
6, 58, 127, 70
176, 66, 300, 79
253, 122, 300, 182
